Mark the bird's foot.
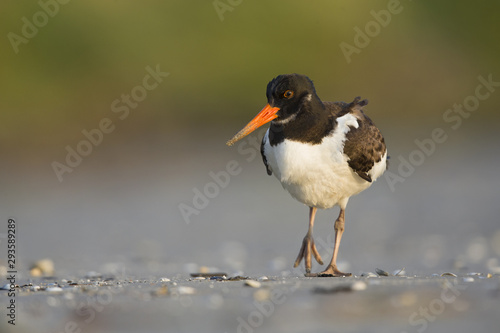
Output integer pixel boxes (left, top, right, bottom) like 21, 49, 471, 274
304, 265, 352, 277
293, 234, 323, 273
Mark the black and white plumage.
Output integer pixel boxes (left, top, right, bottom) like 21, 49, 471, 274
227, 74, 387, 276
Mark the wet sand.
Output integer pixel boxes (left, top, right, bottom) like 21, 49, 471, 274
3, 271, 500, 333
2, 133, 500, 332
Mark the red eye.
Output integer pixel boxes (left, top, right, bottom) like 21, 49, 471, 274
283, 90, 294, 99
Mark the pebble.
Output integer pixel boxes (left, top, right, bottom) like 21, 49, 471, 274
151, 285, 168, 296
209, 276, 227, 281
393, 268, 406, 276
351, 281, 367, 291
191, 277, 206, 281
253, 288, 271, 301
159, 277, 171, 282
198, 266, 210, 273
244, 280, 261, 288
390, 291, 418, 307
441, 272, 458, 277
361, 272, 378, 278
226, 276, 249, 281
258, 276, 269, 281
30, 285, 41, 292
0, 265, 7, 277
46, 286, 63, 293
0, 284, 11, 290
177, 286, 196, 295
375, 268, 390, 276
462, 277, 475, 283
30, 259, 55, 277
190, 272, 227, 278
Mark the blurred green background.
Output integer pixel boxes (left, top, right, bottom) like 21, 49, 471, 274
2, 0, 499, 161
1, 0, 500, 276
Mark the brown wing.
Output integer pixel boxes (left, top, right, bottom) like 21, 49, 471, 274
327, 97, 387, 182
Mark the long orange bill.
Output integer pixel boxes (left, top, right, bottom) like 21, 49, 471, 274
226, 104, 280, 146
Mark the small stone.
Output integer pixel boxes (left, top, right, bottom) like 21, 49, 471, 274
244, 280, 261, 288
159, 277, 171, 282
192, 277, 206, 281
253, 288, 271, 301
361, 272, 378, 278
462, 277, 474, 283
487, 273, 493, 278
46, 286, 63, 293
467, 272, 481, 276
390, 291, 418, 307
209, 276, 227, 281
30, 259, 55, 277
199, 266, 210, 273
178, 286, 196, 295
441, 272, 458, 277
1, 284, 11, 290
151, 285, 168, 296
393, 268, 406, 276
258, 276, 269, 281
190, 272, 227, 278
30, 285, 41, 292
375, 268, 389, 276
351, 281, 367, 291
227, 276, 248, 281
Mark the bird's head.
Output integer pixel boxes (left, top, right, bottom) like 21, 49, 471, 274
226, 74, 321, 146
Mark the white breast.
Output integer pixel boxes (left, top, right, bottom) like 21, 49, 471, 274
263, 113, 383, 209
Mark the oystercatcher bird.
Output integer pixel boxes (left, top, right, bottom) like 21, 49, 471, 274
226, 74, 387, 276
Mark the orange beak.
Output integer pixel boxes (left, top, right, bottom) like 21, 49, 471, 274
226, 104, 280, 146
